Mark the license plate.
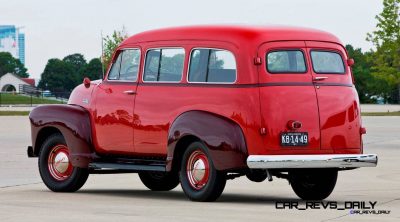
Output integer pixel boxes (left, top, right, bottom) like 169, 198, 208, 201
281, 132, 308, 146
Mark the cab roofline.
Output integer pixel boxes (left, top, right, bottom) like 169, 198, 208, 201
121, 25, 343, 47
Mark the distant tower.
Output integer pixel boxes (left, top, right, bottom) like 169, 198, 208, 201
18, 32, 25, 65
0, 25, 25, 65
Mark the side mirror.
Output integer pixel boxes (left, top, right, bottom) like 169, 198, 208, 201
83, 77, 91, 88
347, 58, 355, 67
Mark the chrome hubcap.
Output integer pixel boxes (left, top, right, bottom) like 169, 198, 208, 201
192, 159, 206, 181
54, 152, 70, 174
186, 150, 210, 190
48, 145, 73, 181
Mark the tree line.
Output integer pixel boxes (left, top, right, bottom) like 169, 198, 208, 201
0, 0, 398, 103
37, 54, 102, 92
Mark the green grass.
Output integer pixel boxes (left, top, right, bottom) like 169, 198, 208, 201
361, 111, 400, 116
0, 111, 30, 116
0, 93, 65, 105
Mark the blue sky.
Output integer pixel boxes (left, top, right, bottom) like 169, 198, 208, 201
0, 0, 382, 78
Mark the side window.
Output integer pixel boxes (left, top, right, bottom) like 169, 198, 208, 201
188, 49, 236, 83
311, 51, 345, 74
107, 52, 122, 80
120, 49, 141, 81
267, 50, 306, 73
107, 49, 141, 81
143, 48, 185, 82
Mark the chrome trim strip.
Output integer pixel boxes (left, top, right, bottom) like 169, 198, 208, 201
247, 154, 378, 169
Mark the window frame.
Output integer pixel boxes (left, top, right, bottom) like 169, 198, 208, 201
142, 47, 185, 83
310, 49, 346, 75
106, 48, 141, 82
266, 49, 308, 74
187, 47, 237, 84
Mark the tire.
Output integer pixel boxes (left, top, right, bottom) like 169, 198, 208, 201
179, 141, 226, 202
38, 133, 89, 192
289, 169, 338, 200
139, 171, 179, 191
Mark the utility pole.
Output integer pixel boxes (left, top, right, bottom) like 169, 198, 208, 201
101, 31, 105, 79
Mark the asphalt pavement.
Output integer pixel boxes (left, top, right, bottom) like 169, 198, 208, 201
0, 116, 399, 221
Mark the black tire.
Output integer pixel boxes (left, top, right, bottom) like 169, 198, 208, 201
139, 171, 179, 191
289, 169, 338, 200
38, 133, 89, 192
179, 141, 226, 202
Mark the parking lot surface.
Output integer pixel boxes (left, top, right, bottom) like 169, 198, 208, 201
0, 116, 399, 221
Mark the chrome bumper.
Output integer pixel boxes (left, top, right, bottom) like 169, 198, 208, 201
247, 154, 378, 169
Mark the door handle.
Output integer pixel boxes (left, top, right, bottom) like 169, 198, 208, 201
313, 76, 328, 81
123, 90, 137, 95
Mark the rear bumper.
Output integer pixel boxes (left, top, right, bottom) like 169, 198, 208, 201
247, 154, 378, 169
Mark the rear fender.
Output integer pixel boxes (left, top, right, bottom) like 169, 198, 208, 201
167, 110, 248, 172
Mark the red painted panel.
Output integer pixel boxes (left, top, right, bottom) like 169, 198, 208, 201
316, 86, 362, 150
305, 41, 361, 150
92, 81, 137, 155
131, 42, 262, 157
133, 84, 262, 157
258, 41, 321, 152
259, 86, 321, 151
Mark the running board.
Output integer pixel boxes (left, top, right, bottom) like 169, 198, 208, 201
89, 162, 166, 173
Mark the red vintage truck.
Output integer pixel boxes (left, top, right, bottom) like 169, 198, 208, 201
28, 25, 377, 202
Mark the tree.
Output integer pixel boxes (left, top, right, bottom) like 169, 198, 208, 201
0, 52, 28, 78
102, 28, 128, 70
366, 0, 400, 102
346, 45, 375, 103
39, 55, 103, 93
63, 53, 87, 82
38, 58, 75, 92
83, 58, 103, 80
63, 53, 86, 72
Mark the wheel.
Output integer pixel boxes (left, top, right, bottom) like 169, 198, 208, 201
179, 141, 226, 202
139, 171, 179, 191
289, 169, 338, 200
38, 133, 89, 192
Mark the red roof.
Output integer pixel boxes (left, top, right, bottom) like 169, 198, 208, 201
121, 25, 342, 48
22, 78, 35, 86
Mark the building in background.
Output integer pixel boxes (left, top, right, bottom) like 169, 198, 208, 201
18, 32, 25, 64
0, 73, 35, 93
0, 25, 25, 65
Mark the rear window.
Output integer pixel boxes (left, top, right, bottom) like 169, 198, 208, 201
311, 51, 345, 74
143, 48, 185, 82
188, 49, 236, 83
267, 50, 306, 73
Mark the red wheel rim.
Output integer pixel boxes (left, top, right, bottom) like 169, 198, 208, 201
47, 144, 73, 181
186, 150, 210, 190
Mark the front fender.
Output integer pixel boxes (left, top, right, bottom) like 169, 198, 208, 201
29, 104, 94, 168
167, 110, 248, 171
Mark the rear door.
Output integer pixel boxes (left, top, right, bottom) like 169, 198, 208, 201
258, 41, 321, 154
305, 41, 361, 150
